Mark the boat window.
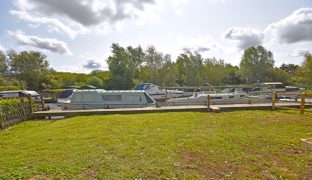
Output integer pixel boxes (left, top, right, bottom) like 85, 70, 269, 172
252, 88, 261, 91
229, 96, 234, 98
83, 93, 94, 101
102, 95, 122, 101
240, 95, 245, 97
286, 87, 299, 92
273, 84, 286, 89
136, 84, 144, 90
211, 96, 222, 99
136, 84, 149, 90
144, 92, 155, 103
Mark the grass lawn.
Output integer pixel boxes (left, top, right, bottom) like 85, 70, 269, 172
0, 110, 312, 179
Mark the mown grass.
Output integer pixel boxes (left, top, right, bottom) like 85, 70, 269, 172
0, 110, 311, 179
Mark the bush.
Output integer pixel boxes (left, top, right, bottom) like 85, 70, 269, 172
0, 98, 22, 113
0, 86, 21, 91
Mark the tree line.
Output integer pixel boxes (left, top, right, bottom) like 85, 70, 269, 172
0, 44, 311, 91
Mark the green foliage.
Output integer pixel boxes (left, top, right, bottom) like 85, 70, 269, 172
280, 63, 299, 74
140, 46, 176, 86
0, 111, 311, 178
176, 52, 205, 86
239, 46, 274, 83
51, 71, 90, 88
87, 76, 103, 88
7, 50, 50, 90
271, 68, 289, 84
107, 43, 135, 89
0, 50, 8, 75
0, 98, 22, 112
0, 86, 21, 91
204, 58, 240, 85
1, 44, 311, 90
301, 54, 312, 85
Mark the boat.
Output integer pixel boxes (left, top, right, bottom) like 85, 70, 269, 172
135, 83, 184, 101
60, 89, 156, 110
163, 91, 250, 106
57, 89, 75, 105
250, 82, 303, 99
0, 90, 41, 101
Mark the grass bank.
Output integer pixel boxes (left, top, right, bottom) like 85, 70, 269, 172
0, 110, 311, 179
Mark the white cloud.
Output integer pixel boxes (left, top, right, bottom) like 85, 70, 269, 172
223, 27, 264, 50
265, 8, 312, 44
11, 0, 163, 37
171, 0, 189, 15
291, 48, 310, 57
9, 30, 73, 55
10, 10, 82, 39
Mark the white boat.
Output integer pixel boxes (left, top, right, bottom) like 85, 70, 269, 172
0, 90, 41, 101
164, 92, 249, 106
135, 83, 184, 101
61, 89, 156, 110
250, 82, 303, 99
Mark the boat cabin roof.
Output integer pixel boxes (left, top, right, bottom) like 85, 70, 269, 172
0, 90, 40, 96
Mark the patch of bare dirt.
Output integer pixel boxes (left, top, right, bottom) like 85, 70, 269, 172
285, 147, 304, 154
77, 168, 99, 179
302, 165, 312, 179
177, 149, 255, 179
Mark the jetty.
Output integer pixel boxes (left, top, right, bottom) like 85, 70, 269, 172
32, 102, 312, 118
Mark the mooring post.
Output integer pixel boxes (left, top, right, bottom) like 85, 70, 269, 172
41, 96, 45, 111
300, 93, 305, 114
207, 95, 211, 111
28, 94, 33, 113
272, 92, 276, 110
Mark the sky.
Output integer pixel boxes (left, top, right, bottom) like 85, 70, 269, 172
0, 0, 312, 73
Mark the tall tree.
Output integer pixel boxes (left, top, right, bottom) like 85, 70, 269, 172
0, 50, 8, 75
239, 46, 274, 83
127, 46, 144, 80
280, 63, 299, 75
7, 50, 50, 90
107, 43, 134, 90
176, 52, 205, 86
143, 46, 165, 85
300, 53, 312, 85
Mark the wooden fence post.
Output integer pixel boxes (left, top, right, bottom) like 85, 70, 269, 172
272, 92, 276, 110
0, 107, 3, 130
28, 94, 33, 113
300, 93, 305, 114
207, 95, 211, 111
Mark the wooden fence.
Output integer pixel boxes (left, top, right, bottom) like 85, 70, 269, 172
0, 95, 44, 130
272, 92, 312, 114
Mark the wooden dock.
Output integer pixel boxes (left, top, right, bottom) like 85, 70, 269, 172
31, 102, 312, 118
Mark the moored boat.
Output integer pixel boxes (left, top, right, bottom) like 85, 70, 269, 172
163, 92, 249, 106
135, 83, 184, 101
60, 89, 156, 110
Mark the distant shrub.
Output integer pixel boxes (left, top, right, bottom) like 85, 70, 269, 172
0, 86, 21, 91
0, 98, 22, 113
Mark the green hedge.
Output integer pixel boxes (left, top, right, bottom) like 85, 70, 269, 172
0, 86, 21, 91
0, 98, 23, 113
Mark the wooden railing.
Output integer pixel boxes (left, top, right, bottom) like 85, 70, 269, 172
0, 95, 45, 130
272, 92, 312, 114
